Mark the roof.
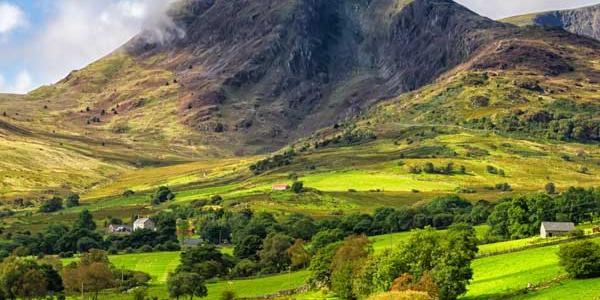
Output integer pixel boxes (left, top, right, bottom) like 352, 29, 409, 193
183, 239, 202, 247
541, 222, 576, 232
134, 218, 153, 225
272, 184, 290, 188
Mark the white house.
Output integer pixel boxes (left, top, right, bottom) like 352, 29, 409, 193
133, 218, 156, 231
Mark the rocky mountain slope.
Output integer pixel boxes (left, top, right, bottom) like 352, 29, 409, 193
503, 4, 600, 41
2, 0, 511, 155
1, 0, 600, 199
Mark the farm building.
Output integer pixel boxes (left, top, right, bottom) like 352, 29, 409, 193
540, 221, 575, 238
108, 224, 132, 234
272, 184, 290, 191
133, 218, 156, 231
182, 238, 202, 248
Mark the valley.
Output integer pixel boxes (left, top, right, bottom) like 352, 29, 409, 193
0, 0, 600, 299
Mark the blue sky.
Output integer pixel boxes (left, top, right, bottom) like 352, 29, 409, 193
0, 0, 599, 94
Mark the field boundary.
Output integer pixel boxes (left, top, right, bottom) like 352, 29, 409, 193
477, 233, 600, 258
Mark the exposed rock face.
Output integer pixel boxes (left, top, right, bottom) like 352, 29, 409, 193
531, 4, 600, 41
121, 0, 509, 151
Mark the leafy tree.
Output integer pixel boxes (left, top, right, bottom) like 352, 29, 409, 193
545, 182, 556, 194
310, 229, 345, 254
559, 240, 600, 278
74, 209, 96, 231
153, 212, 178, 244
231, 259, 259, 278
288, 239, 311, 270
62, 260, 114, 300
39, 197, 63, 213
282, 214, 316, 241
177, 245, 233, 280
259, 233, 293, 273
167, 272, 207, 300
432, 224, 478, 300
486, 201, 511, 239
330, 235, 372, 299
0, 257, 63, 299
233, 235, 262, 260
66, 194, 80, 207
291, 181, 304, 193
200, 220, 230, 244
151, 186, 175, 205
308, 242, 341, 288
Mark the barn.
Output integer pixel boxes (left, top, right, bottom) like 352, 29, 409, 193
540, 221, 576, 238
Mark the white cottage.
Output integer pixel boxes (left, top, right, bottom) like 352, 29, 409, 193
133, 218, 156, 231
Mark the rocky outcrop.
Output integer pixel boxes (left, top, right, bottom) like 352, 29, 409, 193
518, 4, 600, 41
119, 0, 511, 151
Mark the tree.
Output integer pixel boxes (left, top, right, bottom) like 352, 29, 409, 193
545, 182, 556, 194
288, 240, 311, 270
308, 242, 341, 289
432, 224, 478, 300
234, 235, 262, 260
330, 235, 372, 299
62, 261, 114, 300
0, 257, 62, 299
66, 194, 80, 207
291, 181, 304, 193
39, 197, 63, 213
151, 186, 175, 205
167, 272, 207, 300
259, 233, 293, 273
310, 229, 345, 254
74, 209, 96, 231
559, 240, 600, 278
177, 245, 233, 280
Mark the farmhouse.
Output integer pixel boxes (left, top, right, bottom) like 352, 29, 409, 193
540, 221, 575, 238
272, 184, 290, 191
133, 218, 156, 231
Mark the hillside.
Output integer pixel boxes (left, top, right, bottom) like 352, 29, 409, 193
502, 4, 600, 41
1, 0, 510, 156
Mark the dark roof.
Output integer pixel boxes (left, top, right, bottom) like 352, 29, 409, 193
541, 222, 576, 231
183, 239, 202, 247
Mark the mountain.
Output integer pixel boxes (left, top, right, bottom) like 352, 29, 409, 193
502, 4, 600, 41
1, 0, 600, 199
8, 0, 510, 155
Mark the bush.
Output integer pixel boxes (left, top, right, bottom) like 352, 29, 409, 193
291, 181, 304, 193
231, 259, 259, 278
221, 290, 236, 300
58, 251, 74, 258
123, 190, 135, 197
39, 197, 64, 213
559, 240, 600, 278
545, 182, 556, 194
151, 186, 175, 205
66, 194, 80, 207
139, 245, 153, 253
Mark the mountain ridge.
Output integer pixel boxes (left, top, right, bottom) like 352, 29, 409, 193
502, 3, 600, 41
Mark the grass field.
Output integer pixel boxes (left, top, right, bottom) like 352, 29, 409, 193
465, 237, 600, 299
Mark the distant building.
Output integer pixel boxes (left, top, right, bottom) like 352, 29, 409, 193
272, 184, 290, 191
540, 221, 576, 238
108, 224, 132, 234
133, 218, 156, 231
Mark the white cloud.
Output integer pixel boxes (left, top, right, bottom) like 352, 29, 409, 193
13, 70, 32, 94
0, 2, 25, 35
456, 0, 600, 19
15, 0, 176, 91
0, 70, 33, 94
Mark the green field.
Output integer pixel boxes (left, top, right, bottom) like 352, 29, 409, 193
465, 238, 600, 299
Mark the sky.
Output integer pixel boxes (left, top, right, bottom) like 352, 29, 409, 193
0, 0, 599, 94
